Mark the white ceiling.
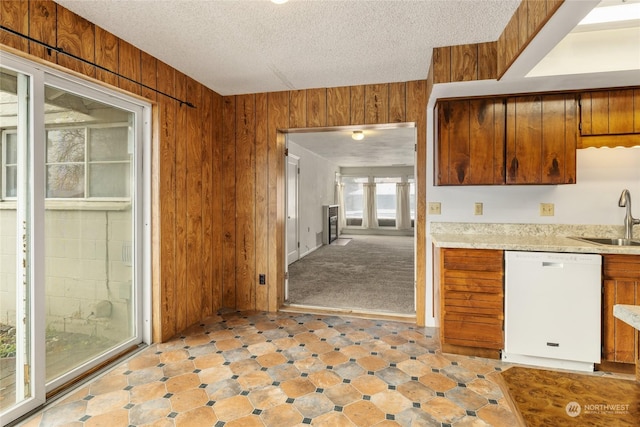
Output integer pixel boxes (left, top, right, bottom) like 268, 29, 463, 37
54, 0, 639, 168
55, 0, 520, 96
288, 126, 416, 167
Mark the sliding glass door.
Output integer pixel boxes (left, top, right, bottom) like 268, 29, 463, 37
0, 65, 42, 421
0, 52, 150, 425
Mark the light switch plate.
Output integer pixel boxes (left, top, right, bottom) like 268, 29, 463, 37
540, 203, 554, 216
428, 202, 441, 215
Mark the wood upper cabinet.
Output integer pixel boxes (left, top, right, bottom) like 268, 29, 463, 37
436, 93, 577, 186
505, 93, 577, 185
579, 88, 640, 149
580, 88, 640, 136
436, 98, 505, 185
602, 254, 639, 364
439, 248, 504, 357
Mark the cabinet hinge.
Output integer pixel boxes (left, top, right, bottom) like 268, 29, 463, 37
284, 271, 289, 279
285, 148, 289, 156
298, 167, 300, 174
414, 144, 417, 152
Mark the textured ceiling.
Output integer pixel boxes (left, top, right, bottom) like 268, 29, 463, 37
55, 0, 521, 96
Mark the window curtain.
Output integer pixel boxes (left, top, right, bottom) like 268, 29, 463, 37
336, 182, 346, 231
396, 182, 411, 230
362, 182, 378, 229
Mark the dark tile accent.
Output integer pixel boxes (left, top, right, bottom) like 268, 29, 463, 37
163, 393, 173, 398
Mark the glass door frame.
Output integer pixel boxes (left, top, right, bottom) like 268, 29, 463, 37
0, 50, 152, 425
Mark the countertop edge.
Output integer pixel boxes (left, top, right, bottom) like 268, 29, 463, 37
613, 305, 640, 330
430, 234, 640, 255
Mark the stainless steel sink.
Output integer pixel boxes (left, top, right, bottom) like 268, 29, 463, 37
570, 237, 640, 246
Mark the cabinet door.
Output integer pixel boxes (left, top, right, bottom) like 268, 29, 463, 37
506, 94, 577, 184
603, 279, 638, 363
602, 254, 640, 364
436, 98, 505, 185
580, 89, 639, 136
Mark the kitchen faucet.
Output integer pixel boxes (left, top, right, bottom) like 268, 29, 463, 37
618, 189, 640, 240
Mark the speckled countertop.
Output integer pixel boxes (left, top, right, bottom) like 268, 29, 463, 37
430, 222, 640, 255
614, 305, 640, 330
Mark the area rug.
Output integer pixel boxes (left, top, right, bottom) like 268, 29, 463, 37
287, 234, 414, 314
331, 238, 352, 246
496, 366, 640, 426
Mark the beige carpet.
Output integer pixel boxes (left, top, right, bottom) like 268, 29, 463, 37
287, 234, 415, 314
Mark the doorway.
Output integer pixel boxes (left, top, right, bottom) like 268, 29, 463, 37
283, 125, 416, 318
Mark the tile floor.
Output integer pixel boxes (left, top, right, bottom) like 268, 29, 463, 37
20, 310, 520, 426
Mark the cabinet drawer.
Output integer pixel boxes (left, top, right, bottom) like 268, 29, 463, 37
443, 274, 503, 292
443, 320, 502, 349
444, 304, 503, 317
603, 254, 640, 279
442, 249, 504, 272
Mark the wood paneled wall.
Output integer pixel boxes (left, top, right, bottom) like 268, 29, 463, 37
431, 42, 498, 84
1, 0, 224, 343
222, 82, 431, 324
497, 0, 564, 78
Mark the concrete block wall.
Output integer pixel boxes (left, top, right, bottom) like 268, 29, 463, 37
0, 207, 133, 343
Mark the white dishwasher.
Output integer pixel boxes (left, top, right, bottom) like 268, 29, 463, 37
503, 251, 601, 372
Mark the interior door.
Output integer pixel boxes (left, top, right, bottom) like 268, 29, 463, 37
287, 154, 299, 266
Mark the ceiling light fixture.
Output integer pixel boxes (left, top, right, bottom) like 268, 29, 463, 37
352, 130, 364, 141
271, 0, 289, 4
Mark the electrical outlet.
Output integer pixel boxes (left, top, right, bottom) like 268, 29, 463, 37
259, 274, 266, 285
474, 202, 483, 216
428, 202, 441, 215
540, 203, 554, 216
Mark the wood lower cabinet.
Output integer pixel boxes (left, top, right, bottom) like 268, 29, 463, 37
602, 254, 640, 364
439, 248, 504, 358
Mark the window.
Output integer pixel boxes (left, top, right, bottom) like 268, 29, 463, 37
3, 126, 131, 200
375, 177, 401, 226
408, 177, 415, 221
1, 131, 18, 198
44, 125, 130, 199
342, 176, 367, 226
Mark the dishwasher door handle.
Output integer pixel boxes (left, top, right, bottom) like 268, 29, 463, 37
542, 262, 563, 268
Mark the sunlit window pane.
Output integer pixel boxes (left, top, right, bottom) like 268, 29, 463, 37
5, 165, 17, 197
46, 129, 85, 163
89, 163, 130, 197
6, 132, 17, 163
46, 164, 84, 198
375, 177, 400, 220
89, 127, 129, 161
342, 176, 367, 220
